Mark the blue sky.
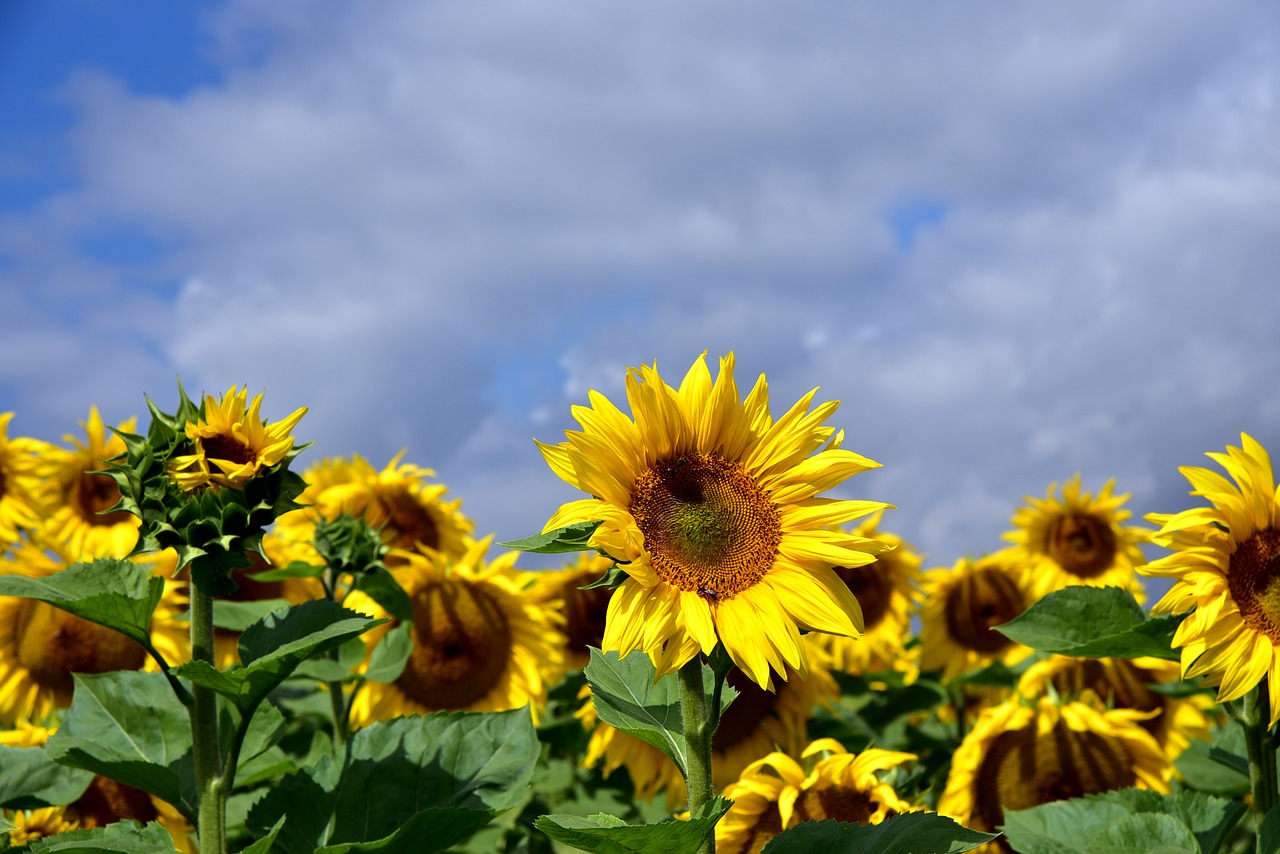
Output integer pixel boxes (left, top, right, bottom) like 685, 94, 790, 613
2, 1, 1279, 587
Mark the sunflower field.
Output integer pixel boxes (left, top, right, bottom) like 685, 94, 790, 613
0, 354, 1276, 854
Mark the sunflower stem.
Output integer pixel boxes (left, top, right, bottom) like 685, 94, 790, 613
678, 657, 715, 854
189, 574, 227, 854
1242, 682, 1278, 840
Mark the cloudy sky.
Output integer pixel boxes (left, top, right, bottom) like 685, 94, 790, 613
2, 1, 1278, 583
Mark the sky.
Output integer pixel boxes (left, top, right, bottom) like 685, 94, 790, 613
2, 1, 1279, 588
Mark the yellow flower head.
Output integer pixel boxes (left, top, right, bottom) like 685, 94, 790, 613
527, 552, 615, 670
168, 386, 307, 492
1141, 433, 1280, 725
538, 352, 889, 689
0, 412, 52, 548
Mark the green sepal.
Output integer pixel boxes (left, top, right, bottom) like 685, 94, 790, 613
535, 796, 731, 853
994, 586, 1182, 660
312, 513, 389, 577
761, 813, 998, 853
499, 521, 602, 554
579, 563, 631, 591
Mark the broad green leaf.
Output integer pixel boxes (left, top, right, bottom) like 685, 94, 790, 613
1173, 739, 1249, 797
212, 598, 293, 632
241, 817, 287, 854
0, 745, 93, 809
499, 520, 602, 554
44, 671, 196, 819
536, 797, 730, 853
26, 820, 179, 853
353, 566, 413, 621
246, 708, 540, 854
583, 649, 687, 775
314, 808, 497, 854
0, 558, 163, 651
1089, 813, 1198, 853
0, 814, 14, 834
1260, 805, 1280, 854
292, 636, 366, 683
579, 564, 630, 590
761, 813, 998, 853
364, 622, 413, 683
994, 586, 1181, 660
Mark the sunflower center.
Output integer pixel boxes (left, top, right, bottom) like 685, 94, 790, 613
713, 668, 780, 752
200, 434, 255, 466
563, 580, 611, 655
1051, 659, 1166, 743
1229, 528, 1280, 642
75, 472, 133, 527
383, 492, 440, 554
738, 804, 784, 854
835, 562, 891, 629
630, 453, 781, 599
395, 579, 511, 709
943, 567, 1026, 654
793, 785, 879, 826
0, 468, 7, 499
72, 777, 158, 828
12, 601, 147, 698
972, 719, 1135, 838
1045, 513, 1116, 579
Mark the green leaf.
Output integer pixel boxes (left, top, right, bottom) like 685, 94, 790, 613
212, 598, 293, 632
0, 745, 93, 809
26, 820, 179, 853
950, 658, 1026, 688
0, 814, 14, 834
1088, 813, 1198, 853
0, 558, 163, 651
994, 586, 1181, 660
535, 796, 731, 853
1173, 738, 1249, 798
246, 708, 540, 854
240, 817, 287, 854
44, 671, 195, 820
353, 566, 413, 622
248, 560, 326, 581
364, 622, 413, 683
761, 812, 998, 853
583, 649, 687, 775
1260, 805, 1280, 854
499, 520, 602, 554
579, 564, 631, 590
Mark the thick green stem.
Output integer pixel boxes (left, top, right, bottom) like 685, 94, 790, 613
189, 579, 227, 854
678, 658, 715, 854
1242, 682, 1278, 838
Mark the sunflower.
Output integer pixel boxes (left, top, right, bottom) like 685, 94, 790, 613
0, 412, 52, 550
537, 352, 889, 690
1003, 475, 1149, 601
33, 407, 141, 559
0, 537, 189, 725
528, 553, 615, 670
918, 552, 1036, 683
811, 512, 922, 676
717, 739, 917, 854
273, 452, 473, 566
168, 386, 307, 493
937, 695, 1170, 852
1140, 433, 1280, 725
1015, 654, 1213, 765
347, 537, 564, 726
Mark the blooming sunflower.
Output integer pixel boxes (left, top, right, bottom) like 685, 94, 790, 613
0, 537, 188, 725
168, 386, 307, 493
1140, 433, 1280, 725
1003, 475, 1149, 601
717, 739, 917, 854
33, 407, 141, 559
528, 552, 615, 670
0, 412, 52, 550
1015, 654, 1213, 765
938, 695, 1170, 852
812, 512, 922, 676
538, 352, 889, 689
918, 552, 1036, 683
347, 537, 564, 726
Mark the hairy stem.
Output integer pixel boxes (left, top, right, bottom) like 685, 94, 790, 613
1243, 682, 1278, 847
679, 658, 715, 854
189, 577, 226, 854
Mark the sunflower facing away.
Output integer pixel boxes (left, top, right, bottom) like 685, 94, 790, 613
1003, 474, 1149, 601
716, 739, 917, 854
168, 386, 307, 493
1140, 433, 1280, 725
538, 352, 889, 689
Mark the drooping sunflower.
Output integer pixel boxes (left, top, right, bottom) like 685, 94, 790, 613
1003, 475, 1149, 601
347, 537, 564, 726
717, 739, 917, 854
0, 412, 52, 550
0, 537, 188, 725
33, 407, 141, 559
528, 552, 615, 670
1015, 654, 1213, 765
811, 511, 922, 676
938, 696, 1170, 852
918, 552, 1036, 683
168, 386, 307, 493
538, 352, 889, 689
1140, 433, 1280, 725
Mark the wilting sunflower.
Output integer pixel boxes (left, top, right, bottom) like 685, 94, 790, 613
34, 407, 141, 559
812, 512, 922, 676
0, 537, 188, 725
347, 537, 564, 726
538, 352, 888, 689
717, 739, 916, 854
1003, 475, 1148, 601
1140, 433, 1280, 724
168, 386, 307, 493
1016, 654, 1213, 765
938, 695, 1170, 852
918, 552, 1036, 683
528, 553, 615, 670
274, 452, 473, 566
0, 412, 51, 549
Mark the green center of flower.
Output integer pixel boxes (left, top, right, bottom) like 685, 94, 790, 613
396, 579, 511, 709
1228, 527, 1280, 641
835, 561, 892, 629
75, 471, 133, 527
943, 567, 1026, 655
630, 453, 781, 599
13, 600, 147, 701
1045, 513, 1116, 578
